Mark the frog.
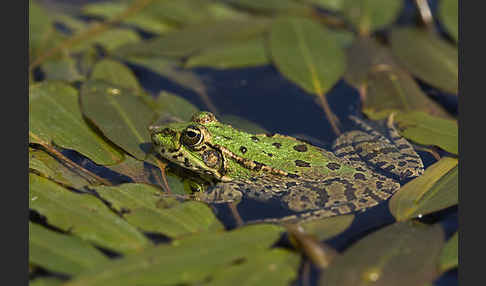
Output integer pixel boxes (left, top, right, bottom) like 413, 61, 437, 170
149, 111, 424, 224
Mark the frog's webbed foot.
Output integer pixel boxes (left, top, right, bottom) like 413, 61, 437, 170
332, 115, 424, 181
194, 181, 243, 204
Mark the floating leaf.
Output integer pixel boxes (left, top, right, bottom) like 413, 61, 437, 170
395, 111, 458, 154
321, 221, 444, 286
226, 0, 313, 16
185, 37, 269, 69
29, 277, 64, 286
206, 249, 300, 286
114, 18, 269, 59
90, 59, 141, 92
29, 222, 109, 275
220, 114, 268, 134
64, 224, 285, 286
439, 0, 458, 43
94, 183, 223, 238
29, 173, 150, 253
390, 28, 458, 94
298, 214, 354, 241
438, 232, 458, 272
146, 91, 199, 122
29, 148, 91, 189
300, 0, 344, 11
269, 17, 346, 134
72, 28, 141, 53
344, 37, 450, 119
389, 157, 458, 221
29, 81, 123, 165
41, 56, 85, 83
341, 0, 403, 35
80, 80, 156, 160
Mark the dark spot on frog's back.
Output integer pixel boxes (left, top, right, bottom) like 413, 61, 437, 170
295, 160, 311, 167
272, 142, 282, 148
354, 173, 366, 180
239, 146, 247, 154
326, 162, 341, 170
293, 144, 308, 152
251, 136, 259, 142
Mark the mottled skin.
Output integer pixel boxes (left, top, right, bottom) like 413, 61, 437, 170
149, 111, 424, 223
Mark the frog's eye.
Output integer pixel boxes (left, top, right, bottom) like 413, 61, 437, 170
182, 126, 203, 147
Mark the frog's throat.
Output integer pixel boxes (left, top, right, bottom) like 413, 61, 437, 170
213, 143, 291, 178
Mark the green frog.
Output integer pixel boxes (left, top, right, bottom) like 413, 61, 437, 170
149, 111, 424, 223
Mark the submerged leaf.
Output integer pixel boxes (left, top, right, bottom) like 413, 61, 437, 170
321, 221, 444, 286
29, 222, 109, 275
94, 183, 223, 238
29, 173, 150, 253
439, 0, 458, 43
185, 37, 270, 69
438, 232, 458, 272
341, 0, 403, 35
64, 224, 285, 286
29, 277, 64, 286
80, 80, 156, 160
390, 28, 458, 94
298, 214, 354, 241
29, 81, 123, 165
395, 111, 458, 154
206, 249, 300, 286
389, 157, 458, 221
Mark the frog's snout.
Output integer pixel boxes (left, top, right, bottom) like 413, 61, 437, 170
149, 126, 181, 152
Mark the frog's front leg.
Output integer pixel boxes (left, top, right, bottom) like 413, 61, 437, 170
332, 115, 424, 180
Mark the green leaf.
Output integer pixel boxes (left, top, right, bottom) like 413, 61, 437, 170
439, 0, 458, 43
226, 0, 313, 16
269, 17, 346, 96
29, 81, 123, 165
29, 173, 150, 253
29, 148, 91, 189
395, 111, 458, 154
94, 183, 223, 238
29, 277, 64, 286
390, 28, 458, 94
80, 80, 156, 160
220, 114, 268, 134
29, 222, 109, 275
389, 157, 458, 221
114, 18, 270, 59
206, 249, 300, 286
320, 221, 444, 286
72, 28, 141, 53
41, 56, 85, 83
90, 59, 141, 92
64, 224, 285, 286
344, 37, 450, 119
438, 232, 458, 272
341, 0, 403, 35
185, 37, 270, 69
146, 91, 199, 122
298, 214, 354, 240
29, 0, 63, 62
300, 0, 344, 11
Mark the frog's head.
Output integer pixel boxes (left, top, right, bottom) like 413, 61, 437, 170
149, 112, 229, 181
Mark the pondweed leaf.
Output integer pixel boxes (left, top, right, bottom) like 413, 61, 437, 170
185, 37, 269, 69
205, 249, 300, 286
29, 277, 64, 286
395, 111, 458, 155
389, 157, 458, 221
298, 214, 354, 241
41, 56, 85, 83
438, 232, 458, 272
300, 0, 344, 11
226, 0, 313, 16
29, 81, 123, 165
64, 224, 285, 286
344, 37, 450, 119
114, 18, 270, 59
341, 0, 403, 35
94, 183, 224, 238
29, 173, 150, 253
439, 0, 458, 43
391, 28, 458, 94
320, 221, 444, 286
269, 17, 346, 97
71, 28, 141, 53
145, 91, 199, 122
90, 59, 142, 92
80, 80, 156, 160
29, 222, 109, 275
29, 148, 91, 189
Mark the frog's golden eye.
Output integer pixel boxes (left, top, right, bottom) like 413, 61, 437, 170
182, 126, 203, 147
